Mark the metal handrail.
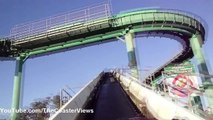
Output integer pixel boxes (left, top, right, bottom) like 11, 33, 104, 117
8, 7, 205, 41
9, 2, 112, 41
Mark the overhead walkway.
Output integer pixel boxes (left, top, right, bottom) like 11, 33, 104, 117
0, 7, 205, 58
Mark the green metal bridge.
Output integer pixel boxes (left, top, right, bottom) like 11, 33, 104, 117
0, 2, 212, 120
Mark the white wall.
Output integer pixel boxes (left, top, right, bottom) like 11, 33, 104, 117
115, 73, 204, 120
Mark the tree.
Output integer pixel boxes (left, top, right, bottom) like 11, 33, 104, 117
20, 97, 51, 120
51, 95, 60, 109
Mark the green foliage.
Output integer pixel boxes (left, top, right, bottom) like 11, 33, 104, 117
51, 95, 60, 109
20, 95, 60, 120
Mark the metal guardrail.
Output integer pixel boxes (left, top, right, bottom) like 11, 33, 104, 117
8, 7, 206, 42
9, 2, 112, 41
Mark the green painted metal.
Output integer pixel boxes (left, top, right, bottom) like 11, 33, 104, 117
21, 27, 192, 57
164, 60, 196, 74
190, 34, 209, 74
2, 9, 202, 59
11, 56, 25, 120
129, 26, 193, 36
151, 76, 163, 87
21, 31, 124, 56
190, 33, 213, 109
112, 10, 202, 30
125, 32, 138, 78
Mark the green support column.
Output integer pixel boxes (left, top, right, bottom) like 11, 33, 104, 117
124, 32, 139, 78
11, 56, 25, 120
190, 33, 213, 110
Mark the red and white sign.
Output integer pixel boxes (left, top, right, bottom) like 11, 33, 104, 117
166, 74, 199, 98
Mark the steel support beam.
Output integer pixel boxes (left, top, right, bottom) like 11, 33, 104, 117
190, 33, 213, 110
124, 32, 138, 78
11, 56, 25, 120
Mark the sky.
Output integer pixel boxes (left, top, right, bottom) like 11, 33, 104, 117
0, 0, 213, 118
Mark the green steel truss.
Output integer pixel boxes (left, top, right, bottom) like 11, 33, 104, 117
3, 9, 204, 58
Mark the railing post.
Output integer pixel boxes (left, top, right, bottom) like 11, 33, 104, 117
11, 56, 25, 120
190, 33, 213, 111
124, 31, 139, 79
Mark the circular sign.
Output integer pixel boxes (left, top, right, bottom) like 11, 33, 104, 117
171, 74, 193, 97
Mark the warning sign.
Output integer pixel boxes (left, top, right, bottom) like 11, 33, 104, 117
171, 74, 193, 97
166, 74, 199, 98
163, 61, 199, 98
